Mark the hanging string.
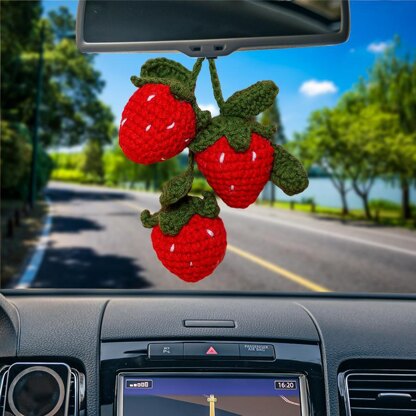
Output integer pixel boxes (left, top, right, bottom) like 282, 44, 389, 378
187, 150, 195, 169
208, 59, 225, 111
190, 58, 205, 91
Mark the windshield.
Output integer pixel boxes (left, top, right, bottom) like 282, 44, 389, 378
1, 0, 415, 292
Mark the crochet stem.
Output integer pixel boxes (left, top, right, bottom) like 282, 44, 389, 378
208, 58, 225, 111
190, 58, 205, 91
187, 150, 195, 170
159, 151, 196, 208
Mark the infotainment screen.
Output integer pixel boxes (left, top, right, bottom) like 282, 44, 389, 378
118, 374, 306, 416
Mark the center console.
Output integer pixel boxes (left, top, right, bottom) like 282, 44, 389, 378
100, 340, 326, 415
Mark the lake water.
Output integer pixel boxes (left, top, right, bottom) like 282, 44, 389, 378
262, 178, 416, 210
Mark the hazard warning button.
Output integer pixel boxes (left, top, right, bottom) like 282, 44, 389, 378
184, 343, 239, 359
206, 346, 218, 355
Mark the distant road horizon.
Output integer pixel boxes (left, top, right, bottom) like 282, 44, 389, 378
12, 182, 416, 292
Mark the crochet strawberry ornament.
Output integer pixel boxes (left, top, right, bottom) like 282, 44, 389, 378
141, 152, 227, 282
120, 57, 308, 283
119, 58, 210, 164
191, 60, 309, 208
142, 188, 227, 283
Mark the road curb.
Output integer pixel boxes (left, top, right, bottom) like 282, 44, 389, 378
16, 197, 53, 289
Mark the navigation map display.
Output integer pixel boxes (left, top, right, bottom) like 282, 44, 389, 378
119, 375, 304, 416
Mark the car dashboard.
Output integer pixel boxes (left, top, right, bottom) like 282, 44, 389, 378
1, 292, 416, 415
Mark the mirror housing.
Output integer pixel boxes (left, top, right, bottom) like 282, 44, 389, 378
76, 0, 350, 57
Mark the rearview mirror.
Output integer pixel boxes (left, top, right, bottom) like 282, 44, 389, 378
76, 0, 350, 57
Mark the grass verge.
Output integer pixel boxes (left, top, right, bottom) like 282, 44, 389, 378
257, 200, 416, 229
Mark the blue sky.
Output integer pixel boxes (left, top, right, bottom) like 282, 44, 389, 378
43, 0, 416, 140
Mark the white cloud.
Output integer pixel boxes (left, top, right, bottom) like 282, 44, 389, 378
299, 80, 338, 97
199, 103, 220, 117
367, 41, 390, 54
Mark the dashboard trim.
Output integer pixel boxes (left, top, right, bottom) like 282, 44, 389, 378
3, 289, 416, 300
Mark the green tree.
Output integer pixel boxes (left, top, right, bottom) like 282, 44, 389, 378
367, 38, 416, 218
104, 146, 143, 188
343, 104, 401, 219
260, 98, 287, 205
83, 139, 105, 183
103, 144, 180, 190
1, 4, 116, 200
2, 4, 115, 148
1, 1, 42, 122
82, 101, 117, 183
0, 122, 32, 199
0, 121, 52, 200
294, 108, 352, 215
260, 98, 287, 145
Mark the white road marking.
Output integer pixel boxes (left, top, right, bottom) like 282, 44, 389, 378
16, 197, 53, 288
224, 209, 416, 257
341, 226, 416, 244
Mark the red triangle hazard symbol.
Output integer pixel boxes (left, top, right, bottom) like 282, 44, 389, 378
206, 346, 218, 355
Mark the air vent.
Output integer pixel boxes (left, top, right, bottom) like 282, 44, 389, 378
344, 372, 416, 416
0, 364, 84, 416
69, 370, 79, 415
69, 368, 85, 416
0, 366, 9, 414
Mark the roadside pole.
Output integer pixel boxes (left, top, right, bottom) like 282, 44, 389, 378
29, 23, 45, 208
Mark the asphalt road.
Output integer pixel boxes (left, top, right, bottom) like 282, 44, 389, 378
16, 182, 416, 292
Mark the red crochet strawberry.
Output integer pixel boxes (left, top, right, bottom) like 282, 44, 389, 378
119, 58, 210, 165
195, 132, 274, 208
151, 214, 226, 282
119, 83, 196, 164
190, 59, 308, 208
141, 192, 227, 282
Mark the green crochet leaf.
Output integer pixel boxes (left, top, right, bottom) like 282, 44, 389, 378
140, 58, 192, 85
158, 198, 196, 236
190, 116, 252, 153
250, 121, 276, 141
141, 192, 220, 236
141, 210, 160, 228
192, 191, 220, 218
159, 155, 194, 207
222, 81, 279, 118
194, 107, 212, 131
271, 145, 309, 196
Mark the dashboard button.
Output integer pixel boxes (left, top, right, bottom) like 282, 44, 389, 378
184, 343, 239, 359
148, 343, 183, 359
239, 343, 275, 360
